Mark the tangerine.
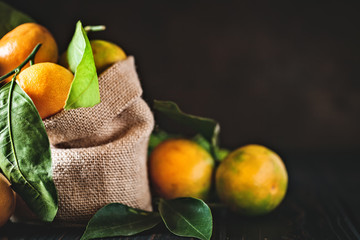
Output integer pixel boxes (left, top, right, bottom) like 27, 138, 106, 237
216, 144, 288, 215
16, 62, 74, 119
0, 173, 16, 227
0, 23, 58, 83
149, 139, 214, 200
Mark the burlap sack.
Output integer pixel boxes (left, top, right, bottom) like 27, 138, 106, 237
42, 56, 154, 223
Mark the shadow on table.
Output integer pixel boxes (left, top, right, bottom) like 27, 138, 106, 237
1, 152, 360, 240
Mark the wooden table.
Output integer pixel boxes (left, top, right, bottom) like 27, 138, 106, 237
1, 152, 359, 239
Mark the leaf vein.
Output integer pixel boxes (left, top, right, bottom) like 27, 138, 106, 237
66, 71, 97, 108
162, 201, 208, 239
6, 84, 44, 197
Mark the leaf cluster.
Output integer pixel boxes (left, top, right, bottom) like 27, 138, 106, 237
81, 198, 213, 240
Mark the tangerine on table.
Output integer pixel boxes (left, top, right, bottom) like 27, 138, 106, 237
216, 144, 288, 216
149, 138, 214, 200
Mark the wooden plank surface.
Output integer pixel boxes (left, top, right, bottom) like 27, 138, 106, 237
1, 152, 359, 240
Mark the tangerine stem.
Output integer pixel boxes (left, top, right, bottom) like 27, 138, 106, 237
84, 25, 106, 33
0, 43, 42, 83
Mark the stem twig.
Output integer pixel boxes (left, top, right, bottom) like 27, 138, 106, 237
0, 43, 42, 83
84, 25, 106, 33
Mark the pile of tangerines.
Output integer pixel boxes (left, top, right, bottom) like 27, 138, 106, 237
0, 22, 126, 227
0, 23, 126, 119
149, 140, 288, 216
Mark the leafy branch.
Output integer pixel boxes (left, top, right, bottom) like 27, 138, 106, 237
0, 43, 58, 222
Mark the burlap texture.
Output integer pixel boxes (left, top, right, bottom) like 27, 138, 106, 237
42, 56, 154, 223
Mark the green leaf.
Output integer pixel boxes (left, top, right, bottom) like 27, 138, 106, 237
153, 100, 219, 148
192, 134, 212, 154
0, 82, 58, 222
153, 100, 225, 162
192, 135, 230, 162
0, 2, 34, 38
148, 129, 180, 155
158, 198, 213, 240
64, 20, 100, 110
214, 147, 230, 162
80, 203, 162, 240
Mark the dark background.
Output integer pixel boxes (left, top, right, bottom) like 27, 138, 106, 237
2, 1, 360, 238
3, 0, 360, 154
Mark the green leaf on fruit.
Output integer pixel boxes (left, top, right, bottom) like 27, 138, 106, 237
214, 147, 230, 162
192, 134, 229, 161
192, 134, 212, 153
0, 1, 34, 38
80, 203, 162, 240
152, 100, 228, 161
0, 81, 58, 222
158, 198, 213, 240
153, 100, 219, 147
64, 20, 100, 110
148, 129, 181, 155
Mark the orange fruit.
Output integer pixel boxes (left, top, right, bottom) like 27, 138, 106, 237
90, 40, 126, 73
11, 193, 38, 223
0, 173, 16, 227
16, 62, 74, 119
0, 23, 58, 83
149, 138, 214, 200
216, 144, 288, 216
